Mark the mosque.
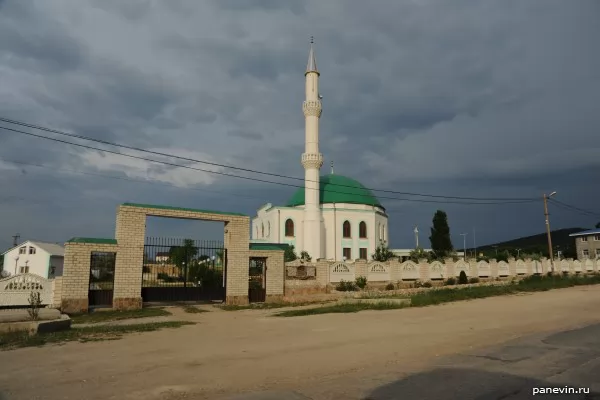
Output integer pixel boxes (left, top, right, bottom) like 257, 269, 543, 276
251, 41, 389, 261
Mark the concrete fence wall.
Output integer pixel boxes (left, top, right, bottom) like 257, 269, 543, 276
0, 273, 54, 307
284, 257, 600, 293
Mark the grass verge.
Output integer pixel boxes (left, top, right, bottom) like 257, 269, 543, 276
275, 301, 407, 317
70, 307, 172, 324
0, 321, 195, 351
181, 306, 208, 314
218, 301, 330, 311
275, 274, 600, 317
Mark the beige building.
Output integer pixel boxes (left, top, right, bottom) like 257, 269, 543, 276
569, 228, 600, 260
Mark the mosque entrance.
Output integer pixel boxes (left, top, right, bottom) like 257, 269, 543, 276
248, 257, 266, 303
142, 237, 227, 303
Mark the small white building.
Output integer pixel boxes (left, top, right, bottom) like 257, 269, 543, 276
1, 241, 65, 278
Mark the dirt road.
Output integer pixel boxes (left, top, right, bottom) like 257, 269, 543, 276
1, 286, 599, 400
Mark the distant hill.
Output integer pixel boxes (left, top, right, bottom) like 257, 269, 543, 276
469, 227, 585, 258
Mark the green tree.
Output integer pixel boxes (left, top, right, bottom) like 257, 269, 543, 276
168, 239, 198, 275
409, 246, 433, 263
372, 240, 395, 261
284, 245, 298, 262
429, 210, 453, 258
299, 251, 312, 262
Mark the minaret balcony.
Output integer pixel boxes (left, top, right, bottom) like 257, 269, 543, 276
301, 153, 324, 169
302, 100, 322, 117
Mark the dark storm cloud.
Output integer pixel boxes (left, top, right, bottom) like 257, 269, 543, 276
0, 0, 599, 251
214, 0, 307, 15
227, 129, 264, 141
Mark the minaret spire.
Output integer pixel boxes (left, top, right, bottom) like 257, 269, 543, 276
306, 37, 319, 76
302, 37, 324, 260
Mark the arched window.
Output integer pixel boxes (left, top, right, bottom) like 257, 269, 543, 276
285, 219, 295, 237
382, 224, 386, 241
255, 226, 259, 238
267, 221, 271, 237
261, 223, 264, 238
359, 221, 367, 239
343, 221, 351, 238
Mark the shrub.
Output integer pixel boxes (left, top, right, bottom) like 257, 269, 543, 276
385, 283, 395, 290
458, 271, 468, 285
335, 280, 358, 292
157, 272, 170, 281
469, 277, 480, 284
445, 277, 457, 286
423, 281, 433, 288
27, 291, 43, 321
355, 276, 368, 289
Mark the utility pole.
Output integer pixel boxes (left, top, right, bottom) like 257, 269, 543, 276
473, 228, 477, 258
414, 226, 419, 248
544, 192, 557, 273
12, 234, 20, 247
460, 233, 468, 260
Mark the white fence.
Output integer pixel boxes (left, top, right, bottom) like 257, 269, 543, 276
286, 257, 600, 287
0, 273, 53, 307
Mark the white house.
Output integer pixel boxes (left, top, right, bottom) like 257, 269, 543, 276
1, 241, 65, 278
251, 41, 389, 261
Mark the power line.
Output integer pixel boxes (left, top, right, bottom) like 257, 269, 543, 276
0, 117, 538, 202
0, 158, 268, 202
0, 125, 537, 205
548, 198, 600, 218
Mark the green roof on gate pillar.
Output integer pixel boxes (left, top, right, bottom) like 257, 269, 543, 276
67, 238, 118, 244
249, 243, 289, 251
121, 203, 247, 217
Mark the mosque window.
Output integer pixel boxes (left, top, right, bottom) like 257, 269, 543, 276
261, 223, 264, 238
267, 222, 271, 237
359, 248, 367, 260
359, 221, 367, 238
343, 247, 352, 260
285, 219, 295, 237
343, 221, 351, 238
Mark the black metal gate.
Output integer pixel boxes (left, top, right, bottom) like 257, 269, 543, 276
88, 252, 116, 307
248, 257, 266, 303
142, 237, 226, 303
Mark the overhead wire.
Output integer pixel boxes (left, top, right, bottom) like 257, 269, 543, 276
0, 116, 538, 202
0, 124, 537, 205
548, 198, 600, 218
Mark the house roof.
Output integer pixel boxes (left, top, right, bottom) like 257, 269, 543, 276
1, 240, 65, 256
569, 228, 600, 237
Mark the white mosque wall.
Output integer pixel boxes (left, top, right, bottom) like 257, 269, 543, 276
252, 203, 388, 261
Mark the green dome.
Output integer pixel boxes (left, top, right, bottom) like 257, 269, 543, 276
286, 174, 384, 209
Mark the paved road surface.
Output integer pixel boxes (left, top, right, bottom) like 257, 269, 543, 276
0, 286, 599, 400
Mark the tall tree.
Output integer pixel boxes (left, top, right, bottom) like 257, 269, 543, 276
168, 239, 198, 269
429, 210, 453, 257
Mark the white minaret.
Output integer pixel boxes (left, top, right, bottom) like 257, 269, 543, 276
302, 37, 323, 260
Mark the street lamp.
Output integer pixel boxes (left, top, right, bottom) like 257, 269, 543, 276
516, 248, 521, 259
211, 255, 216, 270
14, 256, 19, 275
460, 233, 468, 260
543, 191, 557, 272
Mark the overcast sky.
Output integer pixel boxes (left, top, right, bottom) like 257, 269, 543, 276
1, 0, 599, 252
